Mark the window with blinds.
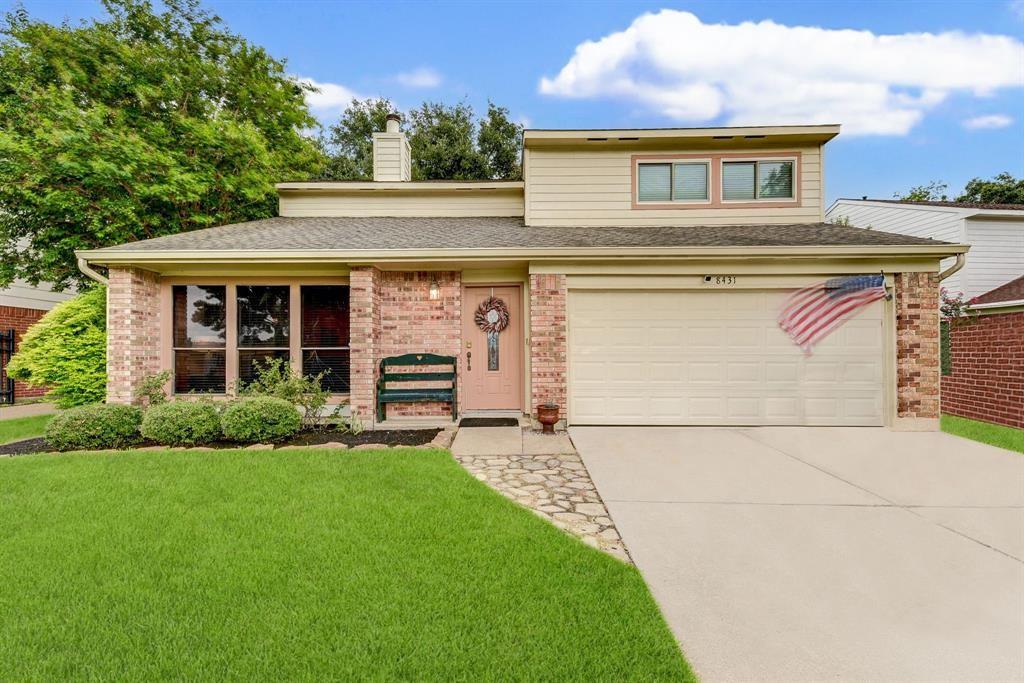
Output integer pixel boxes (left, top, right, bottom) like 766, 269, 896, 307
637, 162, 708, 202
723, 160, 794, 200
236, 285, 290, 387
172, 285, 227, 394
301, 286, 350, 393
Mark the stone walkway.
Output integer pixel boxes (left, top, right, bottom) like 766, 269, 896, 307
452, 427, 630, 563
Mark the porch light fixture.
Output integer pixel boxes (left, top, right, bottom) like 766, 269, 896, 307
428, 278, 440, 300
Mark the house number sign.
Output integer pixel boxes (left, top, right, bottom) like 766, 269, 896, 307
704, 275, 738, 286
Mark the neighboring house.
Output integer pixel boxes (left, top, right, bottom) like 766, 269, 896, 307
941, 275, 1024, 429
825, 199, 1024, 300
0, 280, 75, 402
77, 119, 967, 430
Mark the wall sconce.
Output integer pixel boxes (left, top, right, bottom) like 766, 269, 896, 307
428, 278, 440, 300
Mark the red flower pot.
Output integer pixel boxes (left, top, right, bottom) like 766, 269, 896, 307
537, 403, 560, 434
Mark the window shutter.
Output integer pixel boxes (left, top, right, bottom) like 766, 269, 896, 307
637, 163, 671, 202
672, 163, 708, 201
758, 161, 794, 199
722, 162, 756, 200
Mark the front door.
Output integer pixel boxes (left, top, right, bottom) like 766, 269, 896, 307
462, 285, 523, 410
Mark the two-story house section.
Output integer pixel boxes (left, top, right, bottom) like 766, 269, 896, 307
827, 198, 1024, 300
77, 119, 966, 430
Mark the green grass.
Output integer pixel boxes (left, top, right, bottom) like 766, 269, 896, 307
942, 415, 1024, 453
0, 413, 53, 444
0, 448, 692, 681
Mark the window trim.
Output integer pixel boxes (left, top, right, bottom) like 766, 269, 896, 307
630, 151, 802, 209
720, 157, 798, 204
161, 277, 350, 399
635, 159, 712, 205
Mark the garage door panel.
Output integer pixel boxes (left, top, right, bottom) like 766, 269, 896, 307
569, 290, 885, 426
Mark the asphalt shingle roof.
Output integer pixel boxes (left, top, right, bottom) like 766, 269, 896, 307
973, 275, 1024, 305
843, 198, 1024, 211
100, 217, 955, 252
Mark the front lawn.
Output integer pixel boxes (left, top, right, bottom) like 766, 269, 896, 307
942, 415, 1024, 454
0, 413, 53, 444
0, 448, 691, 680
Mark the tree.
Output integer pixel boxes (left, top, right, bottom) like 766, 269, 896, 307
0, 0, 324, 290
895, 180, 948, 202
6, 287, 107, 407
321, 98, 399, 181
956, 172, 1024, 204
320, 99, 523, 181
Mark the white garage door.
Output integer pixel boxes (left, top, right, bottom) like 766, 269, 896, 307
569, 289, 885, 426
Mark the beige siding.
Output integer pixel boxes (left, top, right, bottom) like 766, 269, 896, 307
0, 279, 75, 311
525, 146, 823, 226
279, 189, 524, 217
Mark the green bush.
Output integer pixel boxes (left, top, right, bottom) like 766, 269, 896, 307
141, 400, 221, 447
221, 397, 301, 443
45, 403, 142, 451
238, 357, 336, 428
6, 287, 107, 408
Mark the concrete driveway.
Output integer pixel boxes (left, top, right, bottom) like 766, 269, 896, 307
570, 427, 1024, 683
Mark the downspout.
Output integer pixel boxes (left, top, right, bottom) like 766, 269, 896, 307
77, 257, 109, 286
938, 253, 965, 282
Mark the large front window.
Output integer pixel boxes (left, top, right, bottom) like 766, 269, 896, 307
171, 283, 350, 394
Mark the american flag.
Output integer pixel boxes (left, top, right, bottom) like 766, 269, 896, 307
778, 275, 888, 353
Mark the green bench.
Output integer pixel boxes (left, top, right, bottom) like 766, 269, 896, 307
376, 353, 458, 422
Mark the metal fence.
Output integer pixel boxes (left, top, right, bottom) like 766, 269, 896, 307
0, 329, 14, 404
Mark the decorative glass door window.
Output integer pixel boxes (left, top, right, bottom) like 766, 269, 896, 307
301, 285, 350, 393
236, 285, 290, 387
172, 285, 227, 393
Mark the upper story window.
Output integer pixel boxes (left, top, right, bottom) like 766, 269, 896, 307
722, 160, 794, 201
637, 162, 709, 203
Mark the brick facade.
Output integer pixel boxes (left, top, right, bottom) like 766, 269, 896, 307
0, 305, 49, 400
529, 273, 567, 419
895, 271, 941, 420
106, 267, 161, 404
349, 267, 380, 423
941, 311, 1024, 429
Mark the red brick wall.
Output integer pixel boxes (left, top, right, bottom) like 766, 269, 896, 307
0, 305, 49, 400
107, 267, 161, 404
895, 272, 941, 420
349, 269, 462, 423
529, 273, 567, 419
941, 311, 1024, 429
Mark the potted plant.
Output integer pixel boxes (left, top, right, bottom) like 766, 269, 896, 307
536, 403, 560, 434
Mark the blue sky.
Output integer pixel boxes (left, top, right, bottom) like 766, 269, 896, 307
11, 0, 1024, 204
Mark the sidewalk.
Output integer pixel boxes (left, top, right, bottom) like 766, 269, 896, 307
0, 402, 58, 420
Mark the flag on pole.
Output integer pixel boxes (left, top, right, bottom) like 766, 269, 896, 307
778, 275, 888, 354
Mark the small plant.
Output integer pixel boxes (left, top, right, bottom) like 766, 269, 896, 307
141, 400, 221, 446
237, 357, 337, 428
940, 287, 973, 325
45, 403, 142, 451
135, 370, 172, 407
345, 407, 365, 436
221, 396, 301, 443
828, 214, 851, 227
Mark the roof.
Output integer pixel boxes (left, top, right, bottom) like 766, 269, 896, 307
836, 198, 1024, 213
972, 275, 1024, 306
79, 217, 962, 262
523, 124, 840, 147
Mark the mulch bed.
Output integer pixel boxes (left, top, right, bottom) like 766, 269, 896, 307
0, 428, 443, 457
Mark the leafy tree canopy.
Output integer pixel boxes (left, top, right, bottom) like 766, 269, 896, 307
895, 180, 949, 202
956, 172, 1024, 205
0, 0, 324, 289
321, 99, 523, 181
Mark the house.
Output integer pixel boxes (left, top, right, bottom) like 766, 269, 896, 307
76, 118, 968, 430
0, 280, 74, 403
826, 198, 1023, 300
941, 275, 1024, 429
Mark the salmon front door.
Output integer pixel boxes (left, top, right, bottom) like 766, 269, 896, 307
462, 285, 523, 410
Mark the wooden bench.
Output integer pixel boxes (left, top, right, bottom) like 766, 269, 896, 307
376, 353, 457, 422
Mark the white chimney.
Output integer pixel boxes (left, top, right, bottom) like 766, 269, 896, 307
372, 113, 411, 181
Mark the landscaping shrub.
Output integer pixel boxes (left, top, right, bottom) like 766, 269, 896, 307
6, 287, 107, 408
221, 397, 301, 443
141, 400, 221, 447
238, 357, 337, 428
45, 403, 142, 451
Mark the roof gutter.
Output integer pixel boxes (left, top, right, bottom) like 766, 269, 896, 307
77, 256, 109, 285
969, 298, 1024, 311
938, 253, 966, 282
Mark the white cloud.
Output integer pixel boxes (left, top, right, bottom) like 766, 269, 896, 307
539, 10, 1024, 135
395, 67, 443, 88
962, 114, 1014, 129
296, 76, 361, 117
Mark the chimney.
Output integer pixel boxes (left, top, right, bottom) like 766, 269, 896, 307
372, 113, 411, 181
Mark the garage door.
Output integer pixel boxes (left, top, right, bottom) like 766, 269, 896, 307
568, 289, 885, 426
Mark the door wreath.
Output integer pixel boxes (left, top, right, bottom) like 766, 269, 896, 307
474, 297, 509, 371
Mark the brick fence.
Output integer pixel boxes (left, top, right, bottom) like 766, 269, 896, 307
941, 311, 1024, 429
0, 305, 49, 400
